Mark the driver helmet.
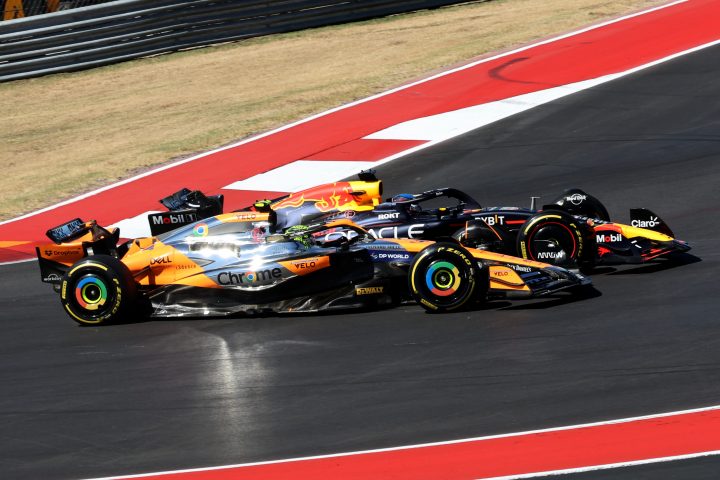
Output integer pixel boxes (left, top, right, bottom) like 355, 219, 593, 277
391, 193, 421, 214
391, 193, 414, 202
284, 225, 313, 247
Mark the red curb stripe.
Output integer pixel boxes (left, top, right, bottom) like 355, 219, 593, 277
97, 407, 720, 479
303, 139, 426, 161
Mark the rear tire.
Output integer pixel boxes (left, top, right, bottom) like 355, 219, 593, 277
60, 255, 138, 325
517, 211, 585, 268
409, 243, 487, 313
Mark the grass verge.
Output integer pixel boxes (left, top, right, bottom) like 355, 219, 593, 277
0, 0, 666, 221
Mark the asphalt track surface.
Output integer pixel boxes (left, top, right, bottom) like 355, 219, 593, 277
2, 43, 720, 480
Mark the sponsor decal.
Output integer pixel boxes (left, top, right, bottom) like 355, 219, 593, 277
490, 266, 527, 288
420, 298, 438, 310
150, 255, 172, 265
111, 282, 121, 315
568, 193, 587, 205
537, 251, 565, 260
356, 286, 384, 295
596, 233, 623, 243
43, 273, 62, 282
217, 268, 282, 285
193, 223, 209, 237
368, 224, 425, 239
282, 256, 332, 274
480, 215, 505, 226
151, 212, 199, 226
510, 265, 532, 273
235, 212, 258, 221
292, 260, 317, 269
44, 249, 81, 257
188, 240, 241, 255
441, 246, 473, 267
631, 216, 660, 228
370, 251, 411, 262
366, 243, 405, 250
378, 212, 400, 220
174, 264, 198, 270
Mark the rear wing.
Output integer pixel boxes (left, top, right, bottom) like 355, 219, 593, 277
46, 218, 89, 244
38, 219, 123, 286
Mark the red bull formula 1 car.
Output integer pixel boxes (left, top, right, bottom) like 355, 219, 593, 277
157, 171, 687, 272
36, 212, 589, 325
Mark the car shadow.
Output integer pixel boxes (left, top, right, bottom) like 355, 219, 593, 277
496, 286, 602, 311
606, 252, 701, 276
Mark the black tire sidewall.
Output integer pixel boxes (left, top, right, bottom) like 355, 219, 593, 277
409, 243, 481, 312
518, 212, 584, 267
60, 256, 135, 325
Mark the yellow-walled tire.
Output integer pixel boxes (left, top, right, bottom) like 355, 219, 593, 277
60, 255, 138, 326
409, 243, 487, 313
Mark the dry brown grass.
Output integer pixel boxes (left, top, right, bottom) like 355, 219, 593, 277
0, 0, 666, 220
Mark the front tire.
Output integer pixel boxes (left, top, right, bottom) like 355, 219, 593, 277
517, 211, 586, 268
409, 243, 487, 313
60, 255, 138, 325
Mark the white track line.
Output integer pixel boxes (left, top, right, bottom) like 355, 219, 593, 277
366, 75, 621, 141
0, 257, 35, 266
224, 160, 377, 191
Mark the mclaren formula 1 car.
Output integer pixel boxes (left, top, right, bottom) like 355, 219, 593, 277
37, 213, 589, 325
155, 171, 688, 272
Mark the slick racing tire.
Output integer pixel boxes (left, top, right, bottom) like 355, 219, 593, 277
452, 220, 500, 251
60, 255, 138, 326
517, 211, 585, 268
409, 243, 487, 313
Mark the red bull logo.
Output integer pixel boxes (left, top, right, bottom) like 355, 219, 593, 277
273, 182, 369, 213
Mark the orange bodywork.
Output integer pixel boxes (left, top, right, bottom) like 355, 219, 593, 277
38, 213, 275, 290
121, 239, 218, 288
488, 266, 531, 292
382, 238, 549, 294
39, 212, 558, 298
278, 256, 331, 276
37, 230, 108, 268
121, 213, 275, 288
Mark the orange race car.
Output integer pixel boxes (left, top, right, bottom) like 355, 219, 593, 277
37, 214, 590, 325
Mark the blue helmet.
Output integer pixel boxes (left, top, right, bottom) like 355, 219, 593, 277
391, 193, 414, 202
